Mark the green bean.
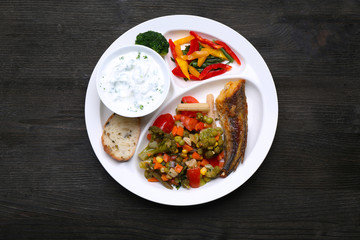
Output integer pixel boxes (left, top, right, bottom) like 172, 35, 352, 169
181, 179, 190, 189
144, 170, 152, 179
219, 47, 234, 63
189, 56, 224, 68
151, 170, 173, 189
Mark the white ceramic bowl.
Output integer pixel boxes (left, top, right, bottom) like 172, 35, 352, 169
96, 45, 170, 118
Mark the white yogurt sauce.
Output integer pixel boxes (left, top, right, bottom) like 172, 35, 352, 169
99, 51, 165, 113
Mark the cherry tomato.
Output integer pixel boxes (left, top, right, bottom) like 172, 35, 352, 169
180, 96, 199, 118
181, 96, 199, 103
152, 113, 175, 133
186, 167, 201, 188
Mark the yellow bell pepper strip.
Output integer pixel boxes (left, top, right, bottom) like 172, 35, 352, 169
176, 57, 190, 80
199, 63, 232, 80
174, 35, 195, 45
199, 42, 212, 49
189, 31, 223, 49
181, 50, 209, 61
188, 65, 200, 78
197, 56, 207, 67
175, 44, 183, 58
201, 48, 227, 59
214, 40, 241, 65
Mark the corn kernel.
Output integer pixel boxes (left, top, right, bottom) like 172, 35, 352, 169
156, 156, 163, 163
182, 149, 188, 154
200, 167, 207, 175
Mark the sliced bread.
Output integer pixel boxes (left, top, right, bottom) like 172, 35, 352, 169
101, 113, 141, 161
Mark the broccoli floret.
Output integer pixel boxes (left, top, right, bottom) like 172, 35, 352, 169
135, 31, 169, 56
138, 126, 177, 160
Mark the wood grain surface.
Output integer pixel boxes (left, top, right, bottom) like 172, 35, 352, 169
1, 0, 359, 239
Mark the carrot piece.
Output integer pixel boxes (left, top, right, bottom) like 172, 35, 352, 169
174, 164, 183, 173
215, 133, 220, 141
147, 133, 152, 140
182, 157, 189, 162
219, 160, 225, 169
161, 174, 169, 181
171, 126, 178, 136
183, 144, 193, 152
200, 159, 209, 166
192, 151, 202, 160
174, 114, 182, 121
170, 179, 178, 186
147, 177, 159, 182
154, 162, 163, 170
163, 153, 170, 163
217, 151, 225, 161
176, 126, 184, 136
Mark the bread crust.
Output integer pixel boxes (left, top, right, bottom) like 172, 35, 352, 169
101, 113, 141, 161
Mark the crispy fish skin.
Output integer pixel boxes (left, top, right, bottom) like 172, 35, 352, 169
216, 80, 248, 177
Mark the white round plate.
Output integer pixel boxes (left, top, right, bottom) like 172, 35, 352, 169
85, 15, 278, 206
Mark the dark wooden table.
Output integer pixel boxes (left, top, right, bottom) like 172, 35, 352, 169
1, 0, 359, 239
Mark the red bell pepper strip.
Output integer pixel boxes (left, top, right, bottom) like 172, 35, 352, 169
202, 68, 230, 80
168, 39, 178, 65
187, 38, 199, 56
172, 66, 200, 80
199, 63, 232, 80
189, 31, 223, 49
214, 40, 241, 65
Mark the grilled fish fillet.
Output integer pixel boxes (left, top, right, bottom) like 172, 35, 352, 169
216, 80, 248, 177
